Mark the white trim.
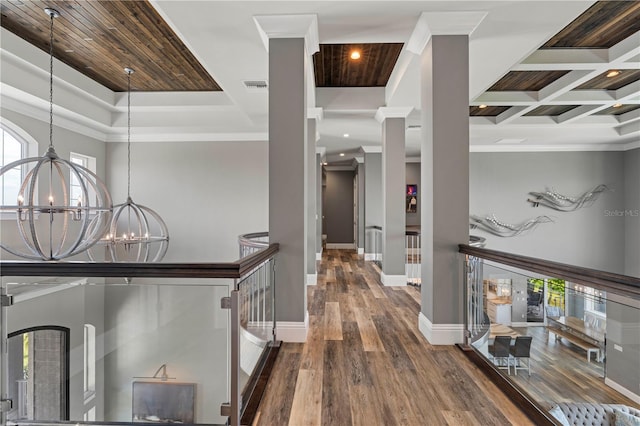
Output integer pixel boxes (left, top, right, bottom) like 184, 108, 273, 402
360, 145, 382, 153
253, 14, 319, 54
275, 311, 309, 343
418, 312, 464, 345
374, 107, 413, 123
364, 253, 375, 261
326, 243, 355, 249
357, 247, 364, 255
407, 11, 487, 54
381, 273, 407, 287
306, 273, 317, 286
604, 378, 640, 405
324, 165, 355, 171
624, 139, 640, 151
316, 251, 322, 261
307, 107, 323, 121
406, 157, 421, 163
316, 147, 326, 156
469, 143, 635, 153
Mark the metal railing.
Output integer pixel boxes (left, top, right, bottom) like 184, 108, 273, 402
0, 242, 279, 426
405, 230, 420, 286
238, 232, 269, 259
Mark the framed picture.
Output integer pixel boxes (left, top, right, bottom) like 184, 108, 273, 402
406, 184, 418, 213
132, 382, 196, 423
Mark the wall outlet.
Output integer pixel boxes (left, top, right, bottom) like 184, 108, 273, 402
614, 344, 623, 352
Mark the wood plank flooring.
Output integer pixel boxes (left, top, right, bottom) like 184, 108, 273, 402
255, 250, 534, 426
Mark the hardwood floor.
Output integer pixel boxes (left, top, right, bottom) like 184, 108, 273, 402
255, 250, 534, 426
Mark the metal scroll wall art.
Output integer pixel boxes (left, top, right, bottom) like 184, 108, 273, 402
469, 214, 553, 237
527, 184, 610, 211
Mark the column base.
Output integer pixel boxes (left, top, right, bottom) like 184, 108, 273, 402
357, 247, 364, 255
307, 273, 317, 285
418, 312, 464, 345
381, 273, 407, 286
316, 250, 322, 261
276, 311, 309, 343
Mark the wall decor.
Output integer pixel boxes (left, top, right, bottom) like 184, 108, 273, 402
132, 382, 196, 423
470, 214, 553, 237
527, 184, 609, 211
406, 184, 418, 213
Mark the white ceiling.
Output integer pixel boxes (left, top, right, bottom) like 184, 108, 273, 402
2, 1, 639, 158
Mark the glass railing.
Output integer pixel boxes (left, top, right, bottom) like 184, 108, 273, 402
0, 242, 279, 426
460, 244, 640, 423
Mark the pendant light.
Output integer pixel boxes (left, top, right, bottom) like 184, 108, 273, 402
88, 68, 169, 262
0, 8, 112, 260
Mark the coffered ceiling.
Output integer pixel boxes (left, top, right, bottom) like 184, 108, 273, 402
0, 0, 638, 155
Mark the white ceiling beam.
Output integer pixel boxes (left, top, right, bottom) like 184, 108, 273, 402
618, 108, 640, 124
515, 49, 609, 71
473, 91, 538, 105
556, 105, 609, 124
618, 120, 640, 136
495, 106, 535, 124
608, 31, 640, 63
615, 80, 640, 102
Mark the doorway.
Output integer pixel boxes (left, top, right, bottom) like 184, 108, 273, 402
7, 326, 70, 421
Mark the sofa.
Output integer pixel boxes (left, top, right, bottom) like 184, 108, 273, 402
549, 402, 640, 426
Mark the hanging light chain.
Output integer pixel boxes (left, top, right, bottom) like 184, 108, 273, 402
126, 68, 133, 199
47, 9, 57, 150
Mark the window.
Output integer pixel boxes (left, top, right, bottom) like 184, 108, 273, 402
69, 152, 97, 206
1, 124, 26, 205
83, 324, 96, 401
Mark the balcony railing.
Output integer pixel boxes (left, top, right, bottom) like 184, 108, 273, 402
0, 241, 279, 426
459, 244, 640, 424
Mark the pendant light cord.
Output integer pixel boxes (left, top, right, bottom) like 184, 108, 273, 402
48, 12, 54, 150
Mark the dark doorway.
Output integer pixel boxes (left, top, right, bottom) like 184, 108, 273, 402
7, 326, 70, 421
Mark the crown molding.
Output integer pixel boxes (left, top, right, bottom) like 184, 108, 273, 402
407, 11, 487, 55
316, 147, 327, 156
325, 165, 355, 171
253, 14, 319, 55
307, 107, 323, 121
360, 146, 382, 153
375, 107, 413, 123
470, 143, 632, 153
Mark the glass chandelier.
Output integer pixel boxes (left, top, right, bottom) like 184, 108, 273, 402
88, 68, 169, 262
0, 8, 112, 260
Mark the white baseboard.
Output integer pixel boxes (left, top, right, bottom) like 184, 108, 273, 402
275, 311, 309, 343
381, 272, 407, 286
418, 312, 464, 345
307, 273, 317, 286
316, 250, 322, 261
357, 247, 364, 255
326, 243, 356, 249
364, 253, 381, 261
605, 378, 640, 405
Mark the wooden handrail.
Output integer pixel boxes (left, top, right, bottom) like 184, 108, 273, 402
0, 243, 279, 279
459, 244, 640, 300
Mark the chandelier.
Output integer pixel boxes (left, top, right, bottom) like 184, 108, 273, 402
88, 68, 169, 262
0, 8, 112, 261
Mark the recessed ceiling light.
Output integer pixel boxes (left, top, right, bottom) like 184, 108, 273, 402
350, 50, 361, 60
478, 104, 487, 109
323, 162, 328, 165
343, 133, 350, 138
613, 103, 623, 108
339, 153, 345, 157
606, 70, 621, 78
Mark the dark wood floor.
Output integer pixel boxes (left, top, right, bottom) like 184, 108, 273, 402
255, 250, 534, 425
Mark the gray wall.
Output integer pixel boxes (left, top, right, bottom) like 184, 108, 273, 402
470, 151, 626, 275
106, 140, 269, 262
364, 153, 382, 253
324, 170, 355, 244
624, 148, 640, 277
406, 162, 420, 227
605, 296, 640, 401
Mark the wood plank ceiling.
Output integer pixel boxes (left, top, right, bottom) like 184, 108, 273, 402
473, 1, 640, 117
0, 0, 221, 92
313, 43, 404, 87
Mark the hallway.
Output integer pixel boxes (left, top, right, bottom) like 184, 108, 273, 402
255, 249, 533, 425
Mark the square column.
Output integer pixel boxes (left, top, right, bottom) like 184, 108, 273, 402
306, 111, 322, 285
316, 148, 325, 261
362, 147, 382, 261
255, 14, 319, 343
376, 108, 412, 286
409, 11, 486, 344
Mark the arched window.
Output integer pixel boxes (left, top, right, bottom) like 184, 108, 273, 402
0, 119, 38, 208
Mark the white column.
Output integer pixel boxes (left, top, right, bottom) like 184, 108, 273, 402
355, 156, 365, 256
316, 147, 325, 261
255, 14, 319, 343
362, 146, 382, 261
376, 107, 412, 286
408, 12, 486, 344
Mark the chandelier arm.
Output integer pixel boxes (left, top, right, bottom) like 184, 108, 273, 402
24, 159, 47, 259
129, 203, 149, 262
141, 204, 170, 262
